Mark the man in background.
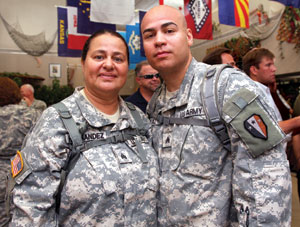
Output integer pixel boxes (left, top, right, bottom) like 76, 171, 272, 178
20, 84, 47, 112
242, 48, 297, 132
202, 47, 238, 68
0, 78, 41, 226
125, 61, 160, 113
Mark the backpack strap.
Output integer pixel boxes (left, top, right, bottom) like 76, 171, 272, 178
201, 64, 232, 151
52, 102, 84, 214
125, 102, 148, 163
52, 101, 150, 214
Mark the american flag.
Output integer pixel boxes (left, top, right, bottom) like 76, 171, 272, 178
11, 151, 23, 177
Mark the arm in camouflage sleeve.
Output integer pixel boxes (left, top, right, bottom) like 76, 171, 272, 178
220, 69, 291, 227
10, 107, 68, 226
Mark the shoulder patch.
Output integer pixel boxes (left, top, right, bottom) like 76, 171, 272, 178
244, 114, 268, 140
11, 151, 23, 178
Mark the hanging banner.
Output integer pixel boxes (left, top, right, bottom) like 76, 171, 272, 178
90, 0, 135, 25
218, 0, 249, 28
66, 0, 116, 34
185, 0, 213, 40
57, 6, 82, 57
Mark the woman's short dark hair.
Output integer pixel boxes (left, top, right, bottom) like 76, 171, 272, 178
81, 29, 129, 65
0, 77, 21, 106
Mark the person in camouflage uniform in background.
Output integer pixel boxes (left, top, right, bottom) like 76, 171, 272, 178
7, 29, 159, 226
141, 5, 291, 226
0, 77, 40, 227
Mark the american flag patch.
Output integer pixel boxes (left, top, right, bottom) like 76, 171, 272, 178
11, 151, 23, 177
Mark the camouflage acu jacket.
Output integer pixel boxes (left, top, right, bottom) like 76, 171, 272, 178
9, 87, 159, 226
148, 58, 291, 227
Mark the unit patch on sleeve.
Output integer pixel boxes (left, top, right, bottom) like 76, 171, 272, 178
244, 114, 268, 140
11, 151, 23, 178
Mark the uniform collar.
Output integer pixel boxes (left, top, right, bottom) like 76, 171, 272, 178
73, 87, 138, 130
151, 58, 198, 113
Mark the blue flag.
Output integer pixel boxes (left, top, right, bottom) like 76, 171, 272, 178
271, 0, 300, 8
126, 23, 146, 64
57, 7, 82, 57
139, 11, 146, 57
66, 0, 116, 34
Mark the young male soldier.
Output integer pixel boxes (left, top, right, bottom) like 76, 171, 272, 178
125, 60, 160, 113
141, 5, 291, 226
203, 47, 238, 68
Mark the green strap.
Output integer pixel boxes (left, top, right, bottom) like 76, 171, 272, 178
52, 102, 83, 214
201, 64, 232, 151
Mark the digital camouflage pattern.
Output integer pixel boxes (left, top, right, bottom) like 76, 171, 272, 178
20, 99, 47, 112
147, 58, 291, 226
0, 104, 40, 227
10, 87, 159, 226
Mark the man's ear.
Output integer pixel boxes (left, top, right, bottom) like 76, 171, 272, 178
186, 28, 193, 47
136, 76, 142, 86
250, 65, 258, 76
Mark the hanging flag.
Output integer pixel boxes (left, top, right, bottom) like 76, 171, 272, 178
90, 0, 135, 25
57, 6, 82, 57
159, 0, 185, 14
185, 0, 213, 40
66, 0, 116, 34
139, 11, 147, 57
218, 0, 249, 28
126, 23, 146, 64
271, 0, 300, 8
67, 6, 89, 50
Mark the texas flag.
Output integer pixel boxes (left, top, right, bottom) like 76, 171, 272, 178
67, 6, 89, 50
66, 0, 116, 34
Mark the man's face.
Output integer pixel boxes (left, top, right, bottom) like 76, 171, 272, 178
136, 65, 160, 92
20, 86, 31, 98
221, 53, 237, 68
251, 56, 277, 85
141, 6, 193, 74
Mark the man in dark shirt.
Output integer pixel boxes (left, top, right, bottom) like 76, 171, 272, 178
125, 60, 161, 113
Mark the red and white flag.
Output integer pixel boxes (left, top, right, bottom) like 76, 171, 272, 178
160, 0, 212, 40
67, 6, 89, 50
184, 0, 212, 40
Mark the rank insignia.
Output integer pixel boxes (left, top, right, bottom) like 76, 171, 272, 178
244, 114, 268, 140
11, 151, 24, 178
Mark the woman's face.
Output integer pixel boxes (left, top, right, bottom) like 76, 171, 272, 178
82, 33, 128, 97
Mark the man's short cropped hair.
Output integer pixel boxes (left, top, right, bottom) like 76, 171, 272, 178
134, 60, 150, 76
242, 48, 275, 76
0, 77, 21, 106
202, 47, 232, 65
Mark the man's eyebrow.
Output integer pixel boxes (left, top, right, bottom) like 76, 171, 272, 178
142, 22, 178, 34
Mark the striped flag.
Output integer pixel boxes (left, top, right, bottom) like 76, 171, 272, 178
218, 0, 249, 28
67, 6, 89, 50
11, 151, 23, 177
